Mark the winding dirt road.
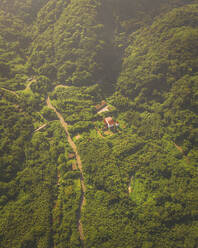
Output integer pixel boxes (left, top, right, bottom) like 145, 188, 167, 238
47, 97, 86, 245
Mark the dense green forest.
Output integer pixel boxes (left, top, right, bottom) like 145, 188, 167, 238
0, 0, 198, 247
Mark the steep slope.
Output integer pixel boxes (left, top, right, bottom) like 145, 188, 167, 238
0, 90, 58, 248
0, 0, 49, 23
115, 4, 198, 153
0, 0, 50, 90
28, 0, 119, 90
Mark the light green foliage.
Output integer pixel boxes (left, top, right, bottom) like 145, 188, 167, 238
30, 75, 52, 95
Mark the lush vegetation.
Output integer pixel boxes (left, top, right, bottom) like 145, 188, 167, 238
0, 0, 198, 248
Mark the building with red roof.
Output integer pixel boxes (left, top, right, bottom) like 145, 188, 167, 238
104, 117, 119, 129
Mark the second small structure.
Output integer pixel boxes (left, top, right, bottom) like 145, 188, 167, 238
104, 117, 119, 129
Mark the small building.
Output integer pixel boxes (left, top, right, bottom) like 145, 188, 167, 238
104, 117, 119, 129
95, 100, 107, 112
27, 77, 33, 82
72, 161, 77, 171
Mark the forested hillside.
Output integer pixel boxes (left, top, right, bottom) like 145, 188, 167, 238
0, 0, 198, 248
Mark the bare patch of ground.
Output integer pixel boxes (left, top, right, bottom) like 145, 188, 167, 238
75, 134, 81, 140
55, 85, 69, 90
104, 130, 113, 136
97, 105, 109, 114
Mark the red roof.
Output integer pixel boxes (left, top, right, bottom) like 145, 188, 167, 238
104, 117, 115, 126
95, 101, 107, 110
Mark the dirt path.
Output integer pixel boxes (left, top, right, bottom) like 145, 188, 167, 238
128, 175, 133, 194
0, 87, 19, 97
174, 143, 190, 163
34, 123, 48, 132
25, 78, 37, 91
174, 143, 183, 153
95, 127, 104, 138
47, 97, 85, 245
55, 84, 69, 90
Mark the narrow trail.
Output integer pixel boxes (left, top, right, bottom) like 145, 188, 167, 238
174, 143, 183, 153
128, 176, 133, 194
53, 171, 61, 215
95, 126, 104, 138
34, 123, 48, 132
47, 97, 86, 245
25, 78, 36, 91
52, 170, 61, 248
174, 143, 190, 163
0, 87, 19, 97
55, 84, 69, 90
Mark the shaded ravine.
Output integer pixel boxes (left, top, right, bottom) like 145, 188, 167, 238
47, 96, 86, 246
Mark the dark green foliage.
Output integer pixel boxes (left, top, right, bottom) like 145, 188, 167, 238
30, 75, 52, 95
0, 93, 55, 248
0, 96, 33, 183
116, 4, 198, 147
41, 106, 58, 121
0, 62, 11, 78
